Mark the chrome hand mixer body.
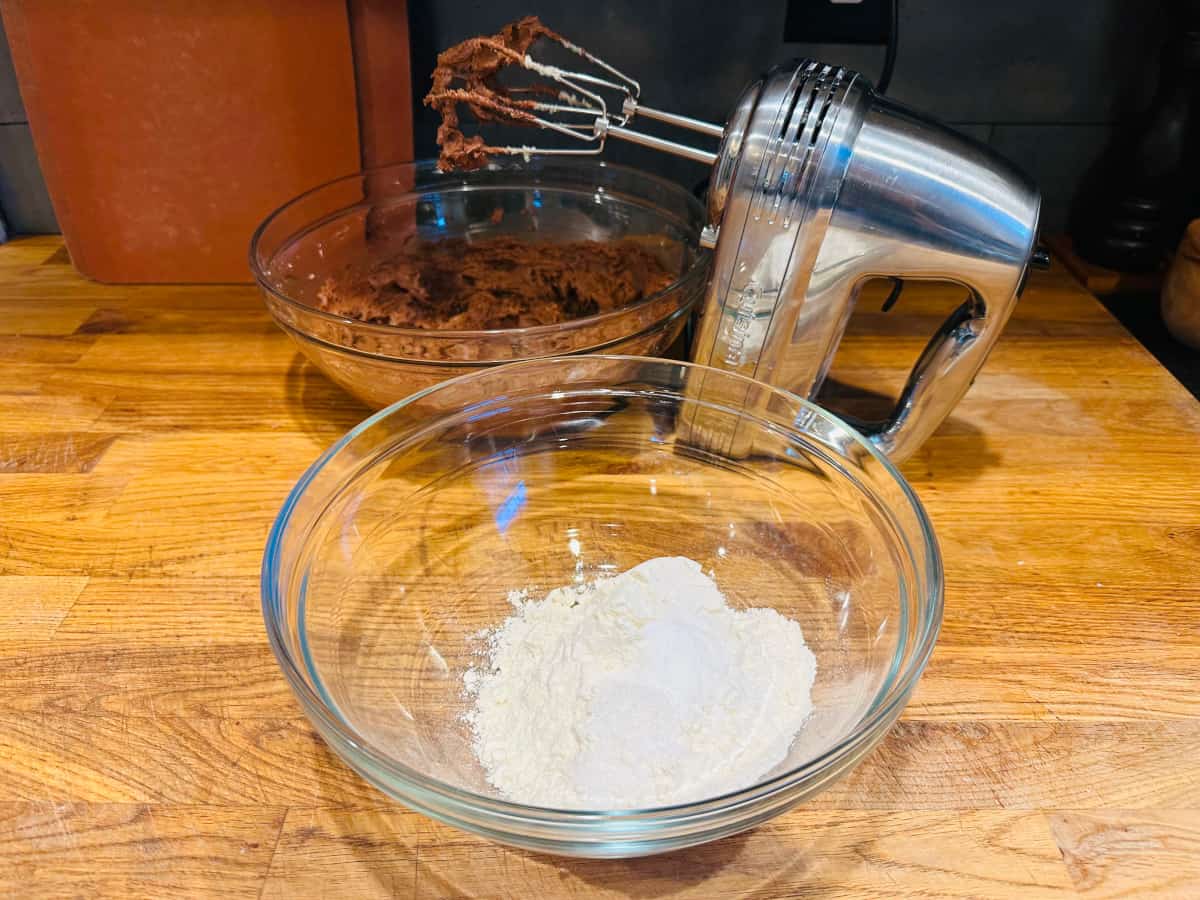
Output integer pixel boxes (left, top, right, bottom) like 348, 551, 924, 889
442, 26, 1041, 461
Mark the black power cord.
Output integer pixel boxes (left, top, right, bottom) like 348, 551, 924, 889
876, 0, 899, 94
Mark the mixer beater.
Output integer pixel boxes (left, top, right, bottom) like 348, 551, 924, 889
424, 16, 724, 169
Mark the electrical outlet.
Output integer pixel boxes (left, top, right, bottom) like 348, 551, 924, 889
783, 0, 890, 44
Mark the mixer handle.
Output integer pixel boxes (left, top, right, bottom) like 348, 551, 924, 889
814, 90, 1041, 462
864, 281, 1019, 461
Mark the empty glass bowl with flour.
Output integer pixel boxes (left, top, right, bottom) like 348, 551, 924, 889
262, 356, 942, 857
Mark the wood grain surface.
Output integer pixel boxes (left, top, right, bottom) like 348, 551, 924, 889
1, 235, 1198, 897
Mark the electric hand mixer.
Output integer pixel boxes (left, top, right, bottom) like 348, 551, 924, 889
436, 23, 1042, 461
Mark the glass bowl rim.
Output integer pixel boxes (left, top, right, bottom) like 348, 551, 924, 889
260, 355, 944, 823
248, 157, 710, 343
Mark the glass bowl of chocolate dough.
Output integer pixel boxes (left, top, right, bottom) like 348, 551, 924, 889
251, 158, 708, 408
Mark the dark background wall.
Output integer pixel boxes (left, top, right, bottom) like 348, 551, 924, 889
0, 1, 1169, 236
0, 9, 56, 233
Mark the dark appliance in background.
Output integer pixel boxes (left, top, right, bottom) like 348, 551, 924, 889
1070, 0, 1200, 272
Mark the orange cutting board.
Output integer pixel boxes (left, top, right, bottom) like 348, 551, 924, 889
0, 0, 407, 283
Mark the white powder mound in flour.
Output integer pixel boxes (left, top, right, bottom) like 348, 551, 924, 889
463, 556, 817, 809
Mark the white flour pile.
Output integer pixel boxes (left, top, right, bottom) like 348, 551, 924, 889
462, 556, 817, 809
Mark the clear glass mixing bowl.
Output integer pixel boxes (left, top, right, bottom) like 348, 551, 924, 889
261, 356, 942, 858
250, 160, 708, 408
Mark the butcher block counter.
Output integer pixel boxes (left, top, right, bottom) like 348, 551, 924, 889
1, 235, 1198, 898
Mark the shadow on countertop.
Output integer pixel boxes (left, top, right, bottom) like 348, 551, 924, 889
541, 830, 794, 898
1102, 291, 1200, 399
820, 377, 1002, 485
282, 353, 1002, 484
284, 353, 373, 444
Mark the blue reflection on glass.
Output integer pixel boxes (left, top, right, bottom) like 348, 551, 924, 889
459, 395, 504, 417
467, 405, 511, 423
532, 189, 543, 209
494, 479, 527, 532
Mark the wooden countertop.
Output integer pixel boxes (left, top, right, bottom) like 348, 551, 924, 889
1, 236, 1198, 898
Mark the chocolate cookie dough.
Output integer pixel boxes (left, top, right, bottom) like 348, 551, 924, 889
317, 236, 676, 330
424, 16, 565, 172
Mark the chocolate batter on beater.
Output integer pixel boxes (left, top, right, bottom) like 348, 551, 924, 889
424, 16, 564, 172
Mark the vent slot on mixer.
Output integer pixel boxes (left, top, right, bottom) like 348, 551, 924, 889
779, 71, 845, 230
768, 78, 823, 225
752, 63, 848, 229
753, 62, 815, 225
775, 68, 811, 152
